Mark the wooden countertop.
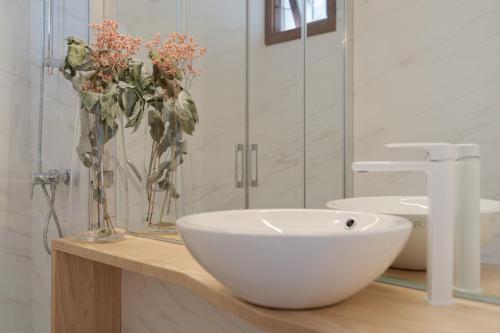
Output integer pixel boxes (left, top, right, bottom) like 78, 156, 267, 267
52, 236, 500, 333
385, 265, 500, 299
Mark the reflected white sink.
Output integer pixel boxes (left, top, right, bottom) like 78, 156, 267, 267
177, 209, 412, 309
326, 196, 500, 270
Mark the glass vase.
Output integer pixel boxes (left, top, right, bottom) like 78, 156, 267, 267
69, 104, 129, 242
143, 121, 185, 234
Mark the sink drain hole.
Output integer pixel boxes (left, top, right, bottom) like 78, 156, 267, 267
344, 218, 357, 230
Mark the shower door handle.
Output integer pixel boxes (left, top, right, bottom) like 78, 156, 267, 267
250, 144, 258, 187
47, 0, 55, 75
234, 144, 244, 188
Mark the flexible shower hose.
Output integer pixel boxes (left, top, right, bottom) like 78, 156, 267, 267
41, 183, 63, 255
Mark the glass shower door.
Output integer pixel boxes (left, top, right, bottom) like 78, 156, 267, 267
304, 0, 346, 208
247, 0, 306, 209
108, 0, 248, 233
247, 0, 346, 209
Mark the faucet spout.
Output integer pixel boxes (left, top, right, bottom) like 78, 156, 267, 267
352, 161, 429, 173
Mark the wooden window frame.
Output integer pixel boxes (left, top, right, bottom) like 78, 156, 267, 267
265, 0, 336, 46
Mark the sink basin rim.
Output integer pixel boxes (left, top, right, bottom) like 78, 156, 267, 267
177, 208, 412, 237
326, 196, 500, 216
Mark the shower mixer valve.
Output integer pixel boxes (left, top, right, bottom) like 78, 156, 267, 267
31, 168, 71, 255
31, 169, 72, 199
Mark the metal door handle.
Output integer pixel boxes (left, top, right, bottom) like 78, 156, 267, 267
47, 0, 55, 75
251, 144, 258, 187
235, 144, 244, 188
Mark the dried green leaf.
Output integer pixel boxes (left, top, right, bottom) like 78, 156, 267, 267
76, 110, 93, 167
125, 100, 144, 132
148, 110, 165, 142
65, 37, 91, 69
102, 121, 118, 144
81, 91, 100, 111
174, 90, 198, 135
121, 89, 139, 117
147, 161, 170, 185
157, 177, 170, 190
118, 81, 135, 89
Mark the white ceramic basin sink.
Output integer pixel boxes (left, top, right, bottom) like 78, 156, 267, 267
177, 209, 412, 309
326, 196, 500, 270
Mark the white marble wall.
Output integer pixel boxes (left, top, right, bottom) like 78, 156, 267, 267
122, 271, 264, 333
0, 1, 35, 332
305, 0, 346, 208
351, 0, 500, 260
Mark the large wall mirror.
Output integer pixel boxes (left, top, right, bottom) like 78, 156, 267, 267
348, 1, 500, 305
90, 0, 500, 305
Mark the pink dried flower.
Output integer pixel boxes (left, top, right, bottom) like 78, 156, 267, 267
83, 20, 142, 92
145, 32, 206, 88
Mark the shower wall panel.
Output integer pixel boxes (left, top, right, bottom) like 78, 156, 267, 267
28, 1, 89, 332
0, 1, 35, 332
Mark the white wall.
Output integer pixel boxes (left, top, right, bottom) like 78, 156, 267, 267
351, 0, 500, 262
122, 271, 263, 333
0, 2, 34, 332
305, 1, 346, 208
352, 0, 500, 197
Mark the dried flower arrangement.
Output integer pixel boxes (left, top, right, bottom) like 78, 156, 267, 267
141, 33, 206, 231
62, 20, 206, 239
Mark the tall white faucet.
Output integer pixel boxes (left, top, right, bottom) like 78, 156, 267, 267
353, 143, 455, 306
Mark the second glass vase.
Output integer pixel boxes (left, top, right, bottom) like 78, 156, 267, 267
143, 121, 185, 234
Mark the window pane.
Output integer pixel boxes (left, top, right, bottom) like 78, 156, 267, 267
278, 0, 298, 31
276, 0, 328, 33
306, 0, 327, 23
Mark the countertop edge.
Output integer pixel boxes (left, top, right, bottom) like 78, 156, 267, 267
52, 236, 500, 333
52, 237, 323, 333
